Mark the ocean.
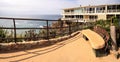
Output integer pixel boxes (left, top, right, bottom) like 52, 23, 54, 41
0, 15, 62, 34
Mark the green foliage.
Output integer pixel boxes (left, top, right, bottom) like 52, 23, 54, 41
24, 30, 39, 41
49, 30, 56, 38
95, 19, 106, 27
95, 17, 119, 33
39, 29, 47, 39
0, 27, 7, 42
0, 29, 6, 38
111, 17, 119, 27
95, 20, 110, 33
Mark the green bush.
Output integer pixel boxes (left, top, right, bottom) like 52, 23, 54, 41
24, 30, 39, 41
111, 17, 119, 27
0, 27, 7, 42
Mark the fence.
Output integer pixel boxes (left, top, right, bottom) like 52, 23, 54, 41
0, 17, 82, 43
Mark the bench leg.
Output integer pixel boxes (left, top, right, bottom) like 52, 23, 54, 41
93, 48, 109, 57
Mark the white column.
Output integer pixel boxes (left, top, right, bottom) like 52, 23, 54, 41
95, 7, 96, 13
105, 5, 107, 13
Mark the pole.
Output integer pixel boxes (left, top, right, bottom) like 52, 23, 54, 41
77, 20, 79, 30
69, 21, 71, 36
46, 20, 49, 40
13, 19, 17, 43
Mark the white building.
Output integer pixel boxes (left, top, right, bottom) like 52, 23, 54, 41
62, 4, 120, 22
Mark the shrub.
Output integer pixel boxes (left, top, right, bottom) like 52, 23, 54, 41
0, 27, 7, 43
24, 30, 39, 41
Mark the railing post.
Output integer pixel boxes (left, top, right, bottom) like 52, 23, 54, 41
46, 20, 49, 40
13, 19, 17, 43
60, 20, 62, 31
77, 20, 79, 30
69, 21, 71, 36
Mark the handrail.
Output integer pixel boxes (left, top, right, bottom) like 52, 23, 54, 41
0, 17, 57, 21
0, 17, 80, 43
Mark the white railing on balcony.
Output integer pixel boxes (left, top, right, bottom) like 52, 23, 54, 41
63, 12, 74, 14
84, 11, 95, 13
107, 9, 120, 13
64, 9, 120, 14
62, 18, 84, 20
96, 10, 105, 13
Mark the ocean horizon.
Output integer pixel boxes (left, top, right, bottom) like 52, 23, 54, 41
0, 14, 62, 27
0, 15, 62, 34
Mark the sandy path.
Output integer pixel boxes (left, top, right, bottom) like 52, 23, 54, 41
0, 32, 120, 62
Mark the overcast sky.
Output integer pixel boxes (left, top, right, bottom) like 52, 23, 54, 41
0, 0, 120, 16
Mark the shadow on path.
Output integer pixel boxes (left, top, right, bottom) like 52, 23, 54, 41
0, 33, 82, 62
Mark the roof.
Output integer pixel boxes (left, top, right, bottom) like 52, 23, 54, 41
63, 4, 120, 10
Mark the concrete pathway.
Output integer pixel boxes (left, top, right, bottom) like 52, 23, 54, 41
0, 32, 120, 62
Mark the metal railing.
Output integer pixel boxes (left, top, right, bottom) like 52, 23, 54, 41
96, 10, 105, 13
0, 17, 81, 43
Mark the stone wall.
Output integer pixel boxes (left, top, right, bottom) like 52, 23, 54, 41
0, 32, 79, 53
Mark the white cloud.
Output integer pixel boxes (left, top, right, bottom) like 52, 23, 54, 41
0, 0, 119, 15
77, 0, 120, 6
0, 0, 78, 15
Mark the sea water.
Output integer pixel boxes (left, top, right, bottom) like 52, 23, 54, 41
0, 15, 62, 34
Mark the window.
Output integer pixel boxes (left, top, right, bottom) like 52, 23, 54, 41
89, 16, 97, 19
75, 15, 83, 19
65, 10, 70, 12
71, 10, 74, 12
107, 5, 117, 10
116, 15, 120, 19
117, 5, 120, 9
107, 6, 112, 10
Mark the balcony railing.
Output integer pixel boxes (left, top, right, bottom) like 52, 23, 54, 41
63, 9, 120, 15
63, 12, 74, 14
83, 11, 94, 13
62, 18, 97, 23
96, 10, 105, 13
86, 11, 95, 13
107, 9, 120, 13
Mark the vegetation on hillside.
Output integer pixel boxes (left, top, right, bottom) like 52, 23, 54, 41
95, 17, 120, 46
95, 17, 119, 33
0, 27, 8, 43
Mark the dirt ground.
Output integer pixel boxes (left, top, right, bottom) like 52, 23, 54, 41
0, 33, 120, 62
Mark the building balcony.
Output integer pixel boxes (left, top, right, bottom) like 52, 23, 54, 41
62, 18, 83, 20
107, 9, 120, 13
63, 9, 120, 15
96, 10, 105, 13
84, 11, 95, 13
63, 12, 74, 15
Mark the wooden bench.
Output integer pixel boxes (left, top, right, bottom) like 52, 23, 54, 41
81, 29, 105, 49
